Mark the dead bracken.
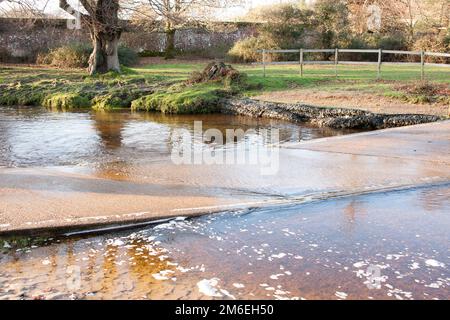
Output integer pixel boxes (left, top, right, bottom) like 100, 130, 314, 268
187, 61, 245, 85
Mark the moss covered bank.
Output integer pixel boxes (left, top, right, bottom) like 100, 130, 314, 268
0, 63, 444, 129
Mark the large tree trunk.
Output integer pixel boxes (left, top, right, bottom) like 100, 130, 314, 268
59, 0, 122, 75
164, 22, 176, 60
88, 28, 121, 75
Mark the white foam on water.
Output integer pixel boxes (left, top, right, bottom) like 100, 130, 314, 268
353, 262, 366, 268
409, 262, 420, 270
152, 273, 169, 280
197, 278, 222, 297
387, 254, 406, 261
335, 291, 348, 299
233, 283, 245, 289
271, 253, 287, 259
274, 290, 288, 295
426, 281, 443, 289
107, 239, 125, 246
273, 295, 290, 300
425, 259, 445, 268
176, 266, 191, 273
219, 289, 236, 300
42, 259, 51, 266
152, 270, 174, 281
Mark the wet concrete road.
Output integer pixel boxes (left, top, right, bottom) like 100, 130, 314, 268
0, 113, 449, 233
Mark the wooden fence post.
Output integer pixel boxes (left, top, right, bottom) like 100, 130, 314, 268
377, 48, 382, 79
335, 48, 339, 78
300, 48, 304, 77
262, 49, 266, 78
421, 50, 425, 81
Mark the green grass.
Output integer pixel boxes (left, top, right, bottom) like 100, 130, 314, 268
134, 62, 449, 98
0, 65, 163, 109
43, 93, 91, 110
1, 62, 449, 112
131, 82, 224, 114
133, 63, 205, 82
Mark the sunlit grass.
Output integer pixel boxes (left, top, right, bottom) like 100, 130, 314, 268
1, 62, 448, 109
128, 62, 449, 95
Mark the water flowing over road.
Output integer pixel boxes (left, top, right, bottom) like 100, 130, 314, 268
1, 184, 449, 300
0, 106, 449, 300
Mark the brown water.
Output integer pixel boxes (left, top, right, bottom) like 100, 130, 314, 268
0, 106, 448, 300
0, 106, 354, 168
0, 184, 449, 300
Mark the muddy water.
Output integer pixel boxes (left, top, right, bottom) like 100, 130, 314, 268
0, 106, 355, 168
0, 106, 448, 300
1, 184, 449, 300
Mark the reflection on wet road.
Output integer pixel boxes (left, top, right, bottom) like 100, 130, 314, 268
1, 185, 448, 300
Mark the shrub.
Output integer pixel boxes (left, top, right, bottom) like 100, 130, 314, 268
118, 45, 139, 66
377, 35, 406, 50
43, 93, 91, 110
228, 36, 280, 63
413, 33, 450, 63
444, 30, 450, 50
138, 50, 165, 57
348, 37, 367, 49
0, 47, 11, 63
313, 0, 350, 49
37, 43, 91, 68
37, 43, 138, 68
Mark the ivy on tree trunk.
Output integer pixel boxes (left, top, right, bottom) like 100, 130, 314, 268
164, 26, 176, 60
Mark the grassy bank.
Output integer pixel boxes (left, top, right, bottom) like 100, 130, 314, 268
0, 62, 449, 114
0, 66, 163, 110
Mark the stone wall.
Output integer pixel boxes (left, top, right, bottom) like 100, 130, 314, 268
0, 18, 257, 62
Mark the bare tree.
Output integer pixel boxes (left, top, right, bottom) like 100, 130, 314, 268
59, 0, 122, 74
347, 0, 449, 42
0, 0, 47, 18
2, 0, 124, 74
144, 0, 242, 59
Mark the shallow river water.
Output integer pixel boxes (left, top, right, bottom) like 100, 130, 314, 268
0, 106, 354, 168
0, 107, 448, 300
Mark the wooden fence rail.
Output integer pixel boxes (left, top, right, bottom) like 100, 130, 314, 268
256, 48, 450, 79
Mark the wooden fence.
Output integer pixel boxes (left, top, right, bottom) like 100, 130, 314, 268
256, 48, 450, 79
